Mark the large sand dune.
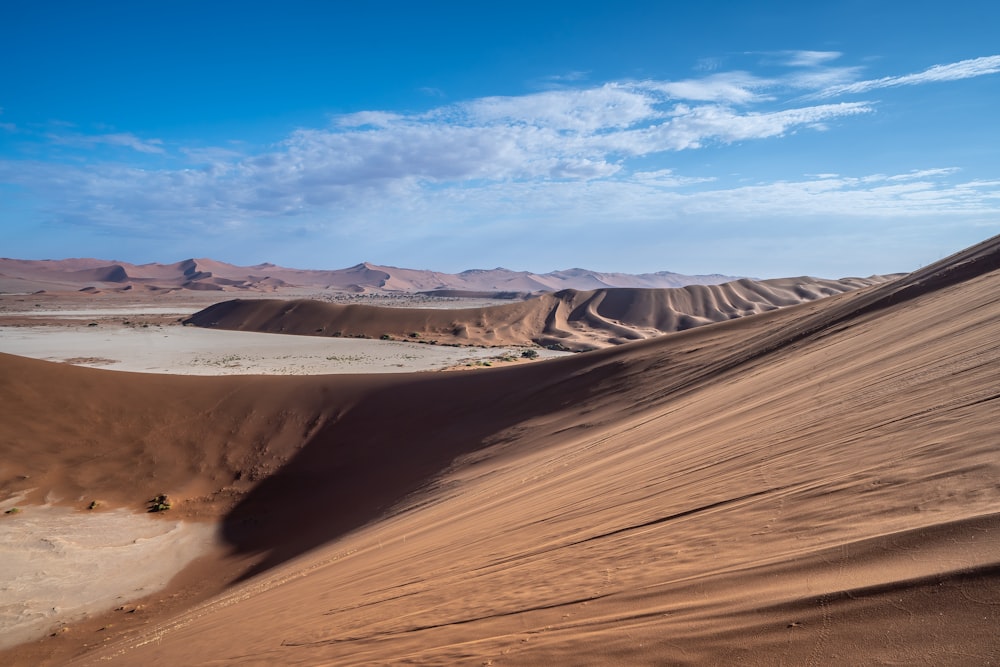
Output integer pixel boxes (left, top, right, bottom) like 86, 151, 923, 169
1, 236, 998, 664
186, 275, 889, 350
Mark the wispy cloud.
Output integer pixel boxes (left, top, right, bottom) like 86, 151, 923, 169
817, 55, 1000, 97
533, 71, 591, 90
778, 50, 842, 67
643, 72, 773, 104
46, 131, 166, 154
694, 56, 724, 72
460, 84, 659, 130
541, 71, 590, 84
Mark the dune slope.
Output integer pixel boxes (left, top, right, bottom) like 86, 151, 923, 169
186, 275, 888, 350
1, 236, 998, 664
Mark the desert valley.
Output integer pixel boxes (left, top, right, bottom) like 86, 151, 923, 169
0, 236, 997, 665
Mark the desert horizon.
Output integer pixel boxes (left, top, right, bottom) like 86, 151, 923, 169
1, 234, 998, 664
0, 255, 750, 297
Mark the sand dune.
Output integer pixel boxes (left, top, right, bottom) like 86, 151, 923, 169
1, 236, 998, 664
186, 275, 890, 350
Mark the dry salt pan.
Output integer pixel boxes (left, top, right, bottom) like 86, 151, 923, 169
0, 325, 568, 375
0, 505, 217, 649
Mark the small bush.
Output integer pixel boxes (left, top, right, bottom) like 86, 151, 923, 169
521, 349, 539, 359
148, 494, 171, 513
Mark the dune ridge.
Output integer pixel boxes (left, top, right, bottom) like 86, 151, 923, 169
185, 275, 890, 350
1, 236, 998, 664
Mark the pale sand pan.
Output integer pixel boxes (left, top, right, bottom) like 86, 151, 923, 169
0, 505, 215, 650
0, 325, 568, 375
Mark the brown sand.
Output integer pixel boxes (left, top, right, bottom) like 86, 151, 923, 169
0, 237, 998, 664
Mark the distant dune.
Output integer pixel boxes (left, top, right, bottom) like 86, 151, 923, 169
1, 235, 998, 664
185, 275, 892, 350
0, 257, 741, 295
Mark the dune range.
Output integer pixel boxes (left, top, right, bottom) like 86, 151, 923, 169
186, 275, 890, 350
0, 257, 737, 295
0, 236, 998, 664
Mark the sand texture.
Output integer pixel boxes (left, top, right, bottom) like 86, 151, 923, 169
0, 236, 998, 664
186, 275, 890, 350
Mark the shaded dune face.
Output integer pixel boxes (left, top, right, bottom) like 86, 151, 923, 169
2, 235, 999, 665
185, 275, 890, 350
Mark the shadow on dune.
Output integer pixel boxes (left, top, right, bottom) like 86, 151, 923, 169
219, 357, 621, 582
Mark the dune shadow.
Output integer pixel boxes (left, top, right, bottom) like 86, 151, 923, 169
219, 360, 607, 582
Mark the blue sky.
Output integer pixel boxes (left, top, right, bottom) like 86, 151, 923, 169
2, 1, 999, 277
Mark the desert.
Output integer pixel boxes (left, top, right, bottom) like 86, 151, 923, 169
0, 235, 998, 665
5, 6, 1000, 664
